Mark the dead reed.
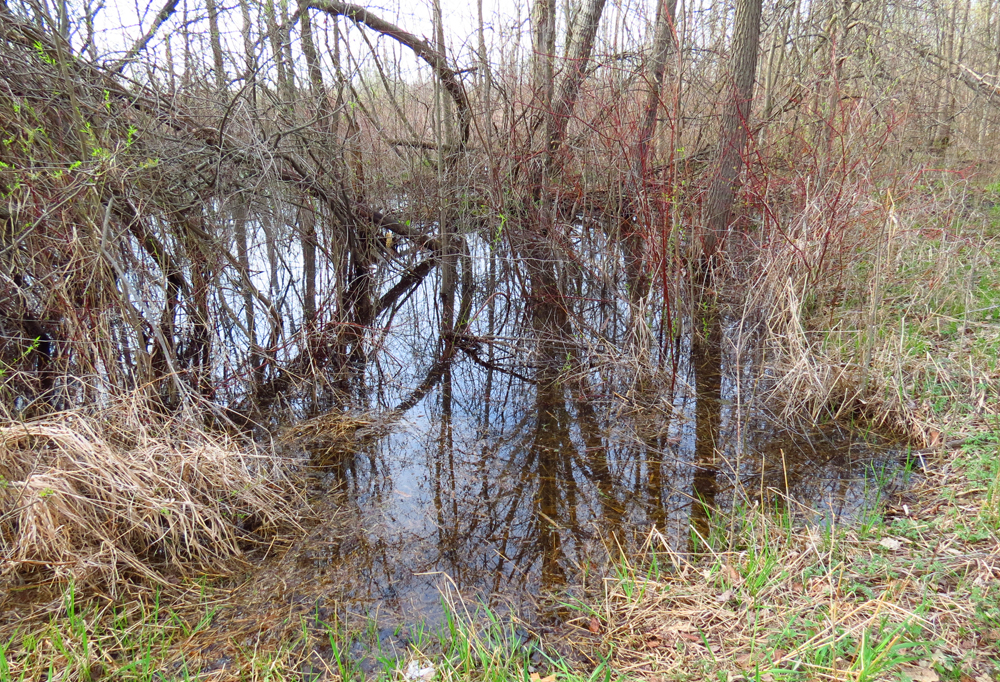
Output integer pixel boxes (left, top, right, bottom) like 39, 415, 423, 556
747, 178, 1000, 445
0, 397, 306, 592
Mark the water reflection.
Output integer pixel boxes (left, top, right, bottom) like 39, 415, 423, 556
690, 301, 723, 549
258, 307, 905, 631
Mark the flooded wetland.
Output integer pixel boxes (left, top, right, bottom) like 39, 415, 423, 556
219, 292, 915, 662
2, 0, 998, 676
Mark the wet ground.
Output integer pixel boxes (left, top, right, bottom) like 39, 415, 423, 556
172, 233, 918, 672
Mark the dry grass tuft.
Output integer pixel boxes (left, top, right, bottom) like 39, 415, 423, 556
748, 186, 1000, 444
0, 401, 306, 591
278, 411, 382, 464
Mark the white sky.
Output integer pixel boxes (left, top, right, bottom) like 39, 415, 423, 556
90, 0, 661, 82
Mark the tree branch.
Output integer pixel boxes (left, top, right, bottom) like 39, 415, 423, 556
307, 0, 470, 150
112, 0, 180, 73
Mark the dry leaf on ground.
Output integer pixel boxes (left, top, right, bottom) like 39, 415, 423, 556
899, 664, 940, 682
529, 674, 557, 682
879, 537, 903, 550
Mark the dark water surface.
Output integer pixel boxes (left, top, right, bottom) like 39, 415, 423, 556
237, 319, 910, 640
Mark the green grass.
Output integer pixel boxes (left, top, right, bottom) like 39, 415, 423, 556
552, 435, 999, 681
1, 585, 205, 681
1, 587, 615, 682
3, 452, 997, 682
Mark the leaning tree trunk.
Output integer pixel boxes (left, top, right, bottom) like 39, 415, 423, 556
701, 0, 764, 268
545, 0, 608, 163
521, 0, 607, 335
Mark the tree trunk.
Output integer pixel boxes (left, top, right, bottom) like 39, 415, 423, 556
477, 0, 492, 101
239, 0, 257, 87
532, 0, 556, 128
206, 0, 225, 91
623, 0, 678, 311
761, 0, 793, 126
432, 0, 456, 337
934, 1, 957, 153
233, 200, 257, 358
635, 0, 678, 170
701, 0, 764, 266
300, 201, 317, 324
545, 0, 608, 166
278, 0, 296, 96
265, 0, 290, 102
298, 2, 324, 328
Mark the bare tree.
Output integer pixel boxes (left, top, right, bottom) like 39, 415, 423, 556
0, 0, 990, 425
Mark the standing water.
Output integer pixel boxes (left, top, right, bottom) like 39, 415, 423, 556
228, 307, 909, 648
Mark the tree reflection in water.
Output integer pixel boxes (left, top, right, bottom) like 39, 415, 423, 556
690, 299, 723, 550
271, 306, 903, 630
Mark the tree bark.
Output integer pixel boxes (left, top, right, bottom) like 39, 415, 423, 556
239, 0, 257, 87
532, 0, 556, 127
545, 0, 607, 163
206, 0, 226, 91
433, 1, 456, 336
635, 0, 678, 172
300, 201, 318, 324
298, 0, 324, 327
701, 0, 764, 266
265, 0, 290, 102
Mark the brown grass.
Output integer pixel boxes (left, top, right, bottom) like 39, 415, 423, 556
747, 184, 1000, 445
555, 456, 1000, 682
0, 398, 306, 592
277, 411, 386, 467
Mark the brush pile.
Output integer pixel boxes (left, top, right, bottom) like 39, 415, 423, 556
0, 403, 304, 590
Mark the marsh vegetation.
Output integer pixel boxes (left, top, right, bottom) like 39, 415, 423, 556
0, 0, 998, 678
